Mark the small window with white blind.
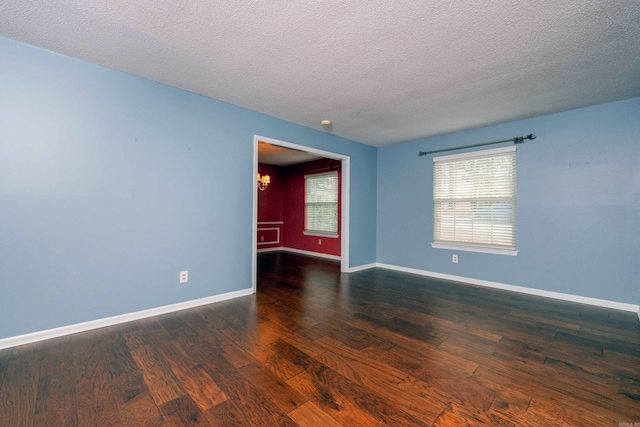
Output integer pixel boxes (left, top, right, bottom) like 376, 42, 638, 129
432, 146, 517, 255
304, 171, 339, 236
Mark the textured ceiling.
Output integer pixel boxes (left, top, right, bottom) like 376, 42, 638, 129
1, 1, 639, 146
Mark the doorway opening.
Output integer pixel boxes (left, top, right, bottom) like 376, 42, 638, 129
251, 135, 350, 293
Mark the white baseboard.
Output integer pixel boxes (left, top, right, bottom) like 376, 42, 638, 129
347, 262, 377, 273
281, 247, 341, 261
0, 288, 254, 350
257, 246, 341, 261
257, 246, 284, 253
376, 263, 640, 313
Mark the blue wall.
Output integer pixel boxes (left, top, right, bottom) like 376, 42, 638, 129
0, 37, 377, 339
377, 98, 640, 305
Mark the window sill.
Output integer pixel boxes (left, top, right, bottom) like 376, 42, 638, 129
431, 243, 518, 256
303, 231, 339, 238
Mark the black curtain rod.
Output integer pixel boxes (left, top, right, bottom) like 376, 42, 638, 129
418, 134, 536, 156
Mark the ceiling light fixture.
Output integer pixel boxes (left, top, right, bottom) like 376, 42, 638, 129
257, 173, 271, 191
321, 120, 331, 126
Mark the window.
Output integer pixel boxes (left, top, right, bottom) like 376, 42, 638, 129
432, 146, 517, 255
305, 171, 338, 235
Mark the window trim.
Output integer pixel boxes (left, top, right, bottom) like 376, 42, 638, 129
432, 146, 517, 256
431, 242, 518, 256
304, 170, 339, 235
303, 230, 339, 238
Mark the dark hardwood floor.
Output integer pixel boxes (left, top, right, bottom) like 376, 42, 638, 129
1, 252, 639, 426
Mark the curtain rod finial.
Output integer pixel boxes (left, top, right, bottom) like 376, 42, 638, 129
515, 133, 536, 144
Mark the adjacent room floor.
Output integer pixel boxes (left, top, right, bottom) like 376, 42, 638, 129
1, 252, 638, 426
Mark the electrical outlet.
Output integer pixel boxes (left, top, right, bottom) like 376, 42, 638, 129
180, 271, 188, 283
318, 239, 322, 245
452, 255, 458, 263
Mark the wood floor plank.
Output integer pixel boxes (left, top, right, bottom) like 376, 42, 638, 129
0, 354, 41, 427
186, 344, 298, 427
247, 338, 309, 381
260, 319, 326, 357
128, 344, 185, 406
39, 337, 73, 377
377, 301, 504, 343
34, 371, 77, 427
72, 334, 113, 409
486, 408, 566, 427
557, 328, 639, 357
543, 355, 640, 402
314, 350, 444, 424
291, 355, 431, 426
76, 396, 122, 427
287, 371, 382, 427
315, 336, 407, 385
372, 340, 479, 378
0, 348, 12, 371
473, 363, 640, 420
288, 401, 344, 427
0, 348, 12, 391
437, 333, 547, 367
158, 313, 210, 350
256, 296, 319, 330
488, 386, 532, 413
442, 401, 519, 426
98, 333, 139, 380
526, 394, 621, 427
237, 361, 307, 413
398, 374, 496, 419
182, 311, 256, 368
10, 341, 45, 360
309, 321, 386, 351
159, 395, 213, 427
156, 339, 227, 411
215, 316, 281, 355
118, 391, 164, 427
508, 309, 581, 331
111, 372, 165, 427
122, 328, 151, 351
433, 410, 476, 427
203, 400, 246, 427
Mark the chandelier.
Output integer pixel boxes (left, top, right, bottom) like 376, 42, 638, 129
257, 173, 271, 191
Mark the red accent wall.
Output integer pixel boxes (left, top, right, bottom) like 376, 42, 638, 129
282, 159, 341, 256
257, 163, 283, 249
257, 160, 342, 256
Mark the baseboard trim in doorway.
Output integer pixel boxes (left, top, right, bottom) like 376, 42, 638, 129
282, 247, 341, 261
375, 263, 640, 314
257, 247, 284, 253
258, 246, 342, 261
0, 288, 254, 350
347, 263, 377, 273
258, 247, 341, 261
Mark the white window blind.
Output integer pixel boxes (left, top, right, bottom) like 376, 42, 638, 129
433, 146, 516, 250
305, 171, 338, 233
